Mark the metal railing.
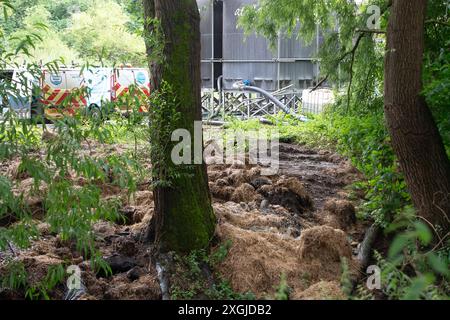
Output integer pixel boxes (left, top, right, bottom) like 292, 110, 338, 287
201, 85, 333, 121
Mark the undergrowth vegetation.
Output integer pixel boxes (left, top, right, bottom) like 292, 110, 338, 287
0, 23, 152, 296
0, 106, 150, 299
229, 105, 449, 300
169, 240, 256, 300
0, 0, 448, 302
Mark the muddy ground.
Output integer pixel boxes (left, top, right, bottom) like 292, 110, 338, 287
0, 135, 369, 300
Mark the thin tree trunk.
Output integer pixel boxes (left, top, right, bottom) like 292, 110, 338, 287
384, 0, 450, 234
143, 0, 216, 253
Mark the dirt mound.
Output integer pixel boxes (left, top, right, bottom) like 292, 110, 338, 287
131, 190, 153, 207
215, 222, 351, 298
228, 170, 248, 186
214, 203, 355, 298
257, 177, 313, 214
215, 203, 287, 235
1, 137, 366, 300
209, 182, 235, 201
231, 183, 259, 203
208, 163, 313, 215
206, 149, 363, 299
81, 267, 161, 300
292, 281, 346, 300
104, 273, 161, 300
298, 226, 352, 263
0, 253, 67, 298
322, 160, 361, 186
22, 255, 64, 286
215, 222, 303, 297
214, 200, 307, 238
322, 199, 356, 230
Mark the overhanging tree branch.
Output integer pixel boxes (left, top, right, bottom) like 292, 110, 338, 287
346, 33, 365, 112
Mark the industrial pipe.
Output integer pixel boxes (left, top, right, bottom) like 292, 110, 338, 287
232, 81, 307, 122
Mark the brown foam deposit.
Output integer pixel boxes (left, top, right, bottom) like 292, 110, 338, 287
292, 281, 346, 300
298, 226, 352, 263
322, 199, 357, 230
214, 203, 356, 298
231, 183, 258, 203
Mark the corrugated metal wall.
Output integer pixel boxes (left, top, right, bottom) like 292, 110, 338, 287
199, 0, 214, 88
199, 0, 320, 91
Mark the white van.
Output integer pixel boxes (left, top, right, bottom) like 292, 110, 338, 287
41, 68, 87, 119
112, 67, 150, 113
0, 69, 36, 120
1, 66, 151, 120
83, 67, 151, 116
83, 68, 114, 116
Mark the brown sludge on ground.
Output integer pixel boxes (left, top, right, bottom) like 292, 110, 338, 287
0, 141, 367, 300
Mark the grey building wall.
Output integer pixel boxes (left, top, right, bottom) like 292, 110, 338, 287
199, 0, 214, 88
199, 0, 320, 91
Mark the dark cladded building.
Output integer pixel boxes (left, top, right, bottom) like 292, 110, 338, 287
198, 0, 321, 92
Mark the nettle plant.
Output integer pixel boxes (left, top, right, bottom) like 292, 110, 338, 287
0, 21, 150, 300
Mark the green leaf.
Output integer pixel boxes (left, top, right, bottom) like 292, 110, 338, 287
401, 274, 435, 300
427, 253, 449, 278
414, 221, 432, 245
388, 234, 411, 259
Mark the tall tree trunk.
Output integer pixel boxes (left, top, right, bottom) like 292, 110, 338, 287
384, 0, 450, 234
143, 0, 216, 253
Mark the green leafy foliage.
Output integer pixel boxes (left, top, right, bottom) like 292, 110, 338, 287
65, 0, 146, 66
0, 0, 146, 66
238, 0, 389, 112
0, 100, 148, 298
1, 260, 27, 290
375, 233, 449, 301
148, 80, 190, 188
9, 4, 78, 64
0, 6, 152, 295
170, 241, 256, 300
274, 273, 290, 300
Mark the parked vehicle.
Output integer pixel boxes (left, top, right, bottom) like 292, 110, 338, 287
40, 68, 87, 120
111, 67, 150, 114
83, 67, 114, 118
0, 66, 151, 121
0, 69, 36, 120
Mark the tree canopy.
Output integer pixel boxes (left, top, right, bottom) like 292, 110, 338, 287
1, 0, 146, 66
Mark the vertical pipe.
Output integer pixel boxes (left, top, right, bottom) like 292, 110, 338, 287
315, 24, 320, 83
211, 0, 215, 90
277, 31, 281, 91
211, 0, 215, 111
